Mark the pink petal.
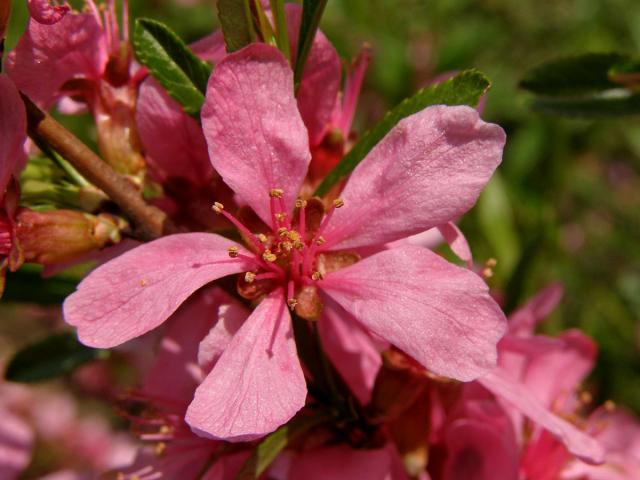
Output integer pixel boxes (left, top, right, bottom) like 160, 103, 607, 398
320, 246, 507, 381
437, 222, 473, 266
198, 296, 250, 374
136, 77, 213, 185
6, 12, 107, 108
143, 286, 229, 405
0, 75, 26, 196
289, 446, 392, 480
0, 409, 33, 480
190, 31, 226, 64
186, 290, 306, 442
285, 4, 342, 146
202, 44, 311, 225
522, 329, 597, 410
443, 419, 519, 480
63, 233, 251, 348
317, 298, 381, 405
479, 370, 605, 463
323, 106, 506, 250
27, 0, 70, 24
509, 282, 564, 335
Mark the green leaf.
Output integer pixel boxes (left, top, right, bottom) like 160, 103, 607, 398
217, 0, 255, 53
3, 265, 79, 304
530, 92, 640, 116
314, 70, 491, 197
133, 18, 212, 116
520, 53, 629, 96
608, 57, 640, 88
294, 0, 328, 85
5, 332, 109, 383
235, 412, 330, 480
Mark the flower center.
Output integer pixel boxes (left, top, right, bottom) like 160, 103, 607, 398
213, 190, 345, 318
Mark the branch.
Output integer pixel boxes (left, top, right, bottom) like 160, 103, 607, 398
21, 94, 175, 240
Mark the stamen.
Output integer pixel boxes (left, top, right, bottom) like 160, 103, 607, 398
287, 298, 298, 310
269, 188, 284, 198
316, 236, 326, 245
295, 198, 307, 209
213, 202, 263, 252
287, 279, 297, 310
212, 202, 224, 214
298, 199, 307, 240
228, 246, 239, 258
333, 198, 345, 208
257, 233, 268, 243
244, 272, 256, 283
275, 212, 287, 222
311, 271, 323, 281
277, 227, 288, 237
262, 250, 277, 262
255, 272, 279, 281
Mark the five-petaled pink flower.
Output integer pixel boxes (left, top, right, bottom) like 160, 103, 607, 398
64, 43, 507, 442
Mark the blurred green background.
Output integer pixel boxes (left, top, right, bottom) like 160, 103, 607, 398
3, 0, 640, 412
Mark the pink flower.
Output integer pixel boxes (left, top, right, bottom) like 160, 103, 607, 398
64, 43, 506, 441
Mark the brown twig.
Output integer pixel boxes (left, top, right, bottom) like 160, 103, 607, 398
21, 94, 174, 240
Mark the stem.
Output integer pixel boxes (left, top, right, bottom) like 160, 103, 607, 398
21, 94, 174, 240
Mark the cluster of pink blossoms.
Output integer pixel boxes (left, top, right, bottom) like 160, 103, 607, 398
1, 1, 639, 479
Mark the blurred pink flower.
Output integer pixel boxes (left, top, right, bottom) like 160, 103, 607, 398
64, 43, 506, 441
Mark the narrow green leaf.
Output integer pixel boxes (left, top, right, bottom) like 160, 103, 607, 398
5, 332, 109, 383
294, 0, 328, 85
133, 18, 212, 116
314, 70, 491, 197
217, 0, 255, 52
270, 0, 291, 61
530, 92, 640, 116
235, 412, 330, 480
520, 53, 628, 96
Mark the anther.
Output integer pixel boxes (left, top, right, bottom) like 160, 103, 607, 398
155, 442, 167, 456
275, 212, 287, 221
140, 279, 147, 286
262, 250, 277, 262
287, 298, 298, 310
277, 227, 288, 237
293, 241, 305, 250
315, 236, 326, 245
212, 202, 224, 214
228, 246, 239, 258
333, 198, 345, 208
287, 231, 301, 242
295, 198, 307, 208
311, 271, 323, 281
482, 267, 494, 278
281, 242, 293, 252
486, 258, 497, 268
270, 188, 284, 198
257, 233, 268, 243
244, 272, 256, 283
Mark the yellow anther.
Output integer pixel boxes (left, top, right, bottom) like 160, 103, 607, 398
333, 198, 344, 208
269, 188, 284, 198
579, 391, 593, 404
212, 202, 224, 214
228, 246, 239, 258
244, 272, 256, 283
315, 236, 326, 245
280, 241, 293, 252
604, 400, 616, 412
275, 212, 287, 221
257, 233, 268, 243
159, 425, 172, 435
293, 241, 305, 250
287, 231, 301, 242
311, 271, 323, 281
262, 250, 277, 262
287, 298, 298, 310
482, 267, 494, 278
486, 257, 498, 268
277, 227, 288, 237
295, 198, 307, 208
140, 279, 147, 287
155, 442, 167, 456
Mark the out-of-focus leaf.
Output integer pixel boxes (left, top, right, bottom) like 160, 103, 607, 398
235, 412, 330, 480
5, 332, 109, 383
133, 18, 212, 116
314, 70, 491, 196
530, 92, 640, 116
609, 57, 640, 86
294, 0, 328, 85
3, 265, 79, 304
476, 173, 520, 280
217, 0, 255, 52
520, 53, 628, 96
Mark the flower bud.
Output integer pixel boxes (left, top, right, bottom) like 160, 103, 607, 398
14, 209, 127, 265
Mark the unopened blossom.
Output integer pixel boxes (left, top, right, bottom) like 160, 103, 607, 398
64, 43, 506, 441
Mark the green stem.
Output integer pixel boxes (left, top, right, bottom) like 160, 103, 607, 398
270, 0, 291, 61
